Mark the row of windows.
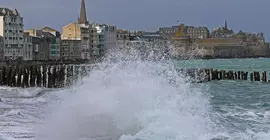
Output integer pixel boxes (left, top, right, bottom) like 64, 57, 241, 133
4, 17, 23, 22
189, 34, 208, 36
5, 50, 23, 54
62, 52, 80, 56
61, 42, 80, 46
4, 22, 23, 26
3, 37, 23, 40
187, 30, 208, 33
5, 44, 23, 47
160, 30, 177, 34
4, 30, 23, 33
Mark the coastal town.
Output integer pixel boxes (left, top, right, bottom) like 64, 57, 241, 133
0, 0, 269, 63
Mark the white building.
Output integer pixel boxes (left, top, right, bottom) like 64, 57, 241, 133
95, 24, 117, 56
104, 25, 117, 52
0, 8, 24, 60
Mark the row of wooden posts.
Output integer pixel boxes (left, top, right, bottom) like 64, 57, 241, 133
181, 68, 269, 83
0, 65, 268, 88
0, 65, 90, 88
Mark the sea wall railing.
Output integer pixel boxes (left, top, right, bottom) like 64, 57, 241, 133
0, 64, 268, 88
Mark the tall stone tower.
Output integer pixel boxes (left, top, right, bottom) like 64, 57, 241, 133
78, 0, 88, 24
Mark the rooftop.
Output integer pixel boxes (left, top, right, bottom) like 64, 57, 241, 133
0, 8, 19, 16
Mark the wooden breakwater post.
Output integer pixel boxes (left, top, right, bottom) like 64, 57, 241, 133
0, 64, 77, 88
1, 64, 270, 88
180, 68, 270, 84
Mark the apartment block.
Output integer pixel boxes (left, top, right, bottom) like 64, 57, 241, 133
0, 8, 24, 60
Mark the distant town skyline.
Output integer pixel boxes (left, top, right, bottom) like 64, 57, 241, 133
2, 0, 270, 40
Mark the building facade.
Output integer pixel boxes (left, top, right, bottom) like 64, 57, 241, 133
160, 24, 209, 39
184, 26, 209, 39
80, 25, 99, 59
0, 8, 24, 60
42, 27, 61, 60
117, 29, 130, 47
104, 25, 117, 53
211, 21, 234, 39
159, 26, 178, 39
23, 33, 32, 60
31, 36, 40, 60
95, 24, 117, 55
95, 25, 105, 56
24, 28, 60, 61
0, 36, 4, 60
61, 40, 81, 60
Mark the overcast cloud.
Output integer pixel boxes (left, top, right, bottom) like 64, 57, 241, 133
2, 0, 270, 40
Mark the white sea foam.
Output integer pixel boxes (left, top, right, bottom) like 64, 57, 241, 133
0, 87, 45, 98
34, 47, 220, 140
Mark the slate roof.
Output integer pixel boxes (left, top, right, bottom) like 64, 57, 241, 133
0, 8, 19, 16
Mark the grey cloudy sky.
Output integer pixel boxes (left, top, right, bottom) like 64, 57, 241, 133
2, 0, 270, 40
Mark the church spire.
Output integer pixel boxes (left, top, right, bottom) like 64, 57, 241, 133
78, 0, 88, 24
225, 20, 227, 29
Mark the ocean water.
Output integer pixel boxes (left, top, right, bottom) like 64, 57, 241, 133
1, 49, 270, 139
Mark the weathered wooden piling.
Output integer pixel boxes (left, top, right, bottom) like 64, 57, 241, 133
66, 65, 74, 87
0, 64, 270, 88
52, 66, 57, 88
254, 72, 261, 81
36, 66, 42, 87
47, 66, 52, 88
42, 65, 47, 87
30, 66, 35, 87
16, 67, 21, 87
10, 66, 16, 87
59, 65, 65, 88
262, 71, 267, 82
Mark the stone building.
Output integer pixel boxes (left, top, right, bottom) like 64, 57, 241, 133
42, 27, 61, 60
61, 40, 81, 60
0, 8, 24, 60
184, 26, 209, 39
159, 26, 178, 39
193, 38, 247, 58
61, 0, 100, 60
159, 24, 209, 39
232, 30, 265, 46
117, 29, 130, 47
31, 36, 40, 60
24, 28, 60, 61
23, 33, 32, 60
0, 36, 3, 60
211, 21, 234, 39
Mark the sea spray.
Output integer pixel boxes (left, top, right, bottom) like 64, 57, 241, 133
35, 45, 217, 140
